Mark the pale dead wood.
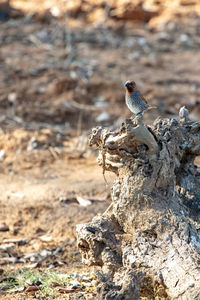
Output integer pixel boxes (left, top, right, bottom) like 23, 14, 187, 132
77, 109, 200, 299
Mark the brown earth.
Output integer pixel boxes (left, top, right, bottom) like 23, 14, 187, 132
0, 0, 200, 299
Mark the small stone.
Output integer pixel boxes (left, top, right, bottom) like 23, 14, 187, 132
76, 196, 92, 207
138, 37, 146, 46
8, 92, 17, 102
71, 284, 82, 289
0, 150, 5, 160
0, 222, 9, 232
27, 137, 38, 151
40, 249, 51, 257
180, 34, 189, 43
39, 235, 52, 242
50, 6, 60, 17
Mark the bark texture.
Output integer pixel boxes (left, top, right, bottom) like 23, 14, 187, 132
76, 111, 200, 299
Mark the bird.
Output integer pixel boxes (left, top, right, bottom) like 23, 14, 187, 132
124, 80, 149, 119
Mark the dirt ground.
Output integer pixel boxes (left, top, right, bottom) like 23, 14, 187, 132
0, 0, 200, 299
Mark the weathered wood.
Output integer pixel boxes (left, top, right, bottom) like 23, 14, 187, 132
77, 111, 200, 299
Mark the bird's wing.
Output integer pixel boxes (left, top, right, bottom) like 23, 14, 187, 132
140, 93, 148, 104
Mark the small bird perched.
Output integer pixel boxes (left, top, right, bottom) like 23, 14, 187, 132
125, 80, 149, 119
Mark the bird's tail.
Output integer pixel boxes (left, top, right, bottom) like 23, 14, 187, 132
147, 106, 157, 111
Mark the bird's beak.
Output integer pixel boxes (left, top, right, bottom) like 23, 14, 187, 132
125, 82, 130, 87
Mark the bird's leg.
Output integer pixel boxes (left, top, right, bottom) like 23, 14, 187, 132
130, 114, 136, 120
130, 112, 143, 120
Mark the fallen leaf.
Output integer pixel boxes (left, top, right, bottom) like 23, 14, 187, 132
25, 263, 38, 268
0, 243, 15, 251
58, 287, 82, 294
3, 238, 26, 245
25, 286, 40, 292
0, 257, 18, 264
10, 192, 24, 199
24, 252, 39, 261
8, 286, 24, 293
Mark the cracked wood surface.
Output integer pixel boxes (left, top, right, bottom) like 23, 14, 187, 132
77, 111, 200, 299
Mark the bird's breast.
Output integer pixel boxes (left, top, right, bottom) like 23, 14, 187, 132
125, 91, 148, 114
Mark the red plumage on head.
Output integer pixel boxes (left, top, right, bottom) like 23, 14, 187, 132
125, 80, 137, 94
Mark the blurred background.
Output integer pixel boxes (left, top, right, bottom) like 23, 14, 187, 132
0, 0, 200, 296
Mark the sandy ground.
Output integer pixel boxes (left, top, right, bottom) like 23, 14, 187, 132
0, 0, 200, 298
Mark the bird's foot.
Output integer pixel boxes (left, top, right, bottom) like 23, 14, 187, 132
130, 112, 143, 120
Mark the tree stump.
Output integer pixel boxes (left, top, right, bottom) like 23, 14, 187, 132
76, 110, 200, 299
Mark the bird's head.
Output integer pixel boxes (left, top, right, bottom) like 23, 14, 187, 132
124, 80, 136, 94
